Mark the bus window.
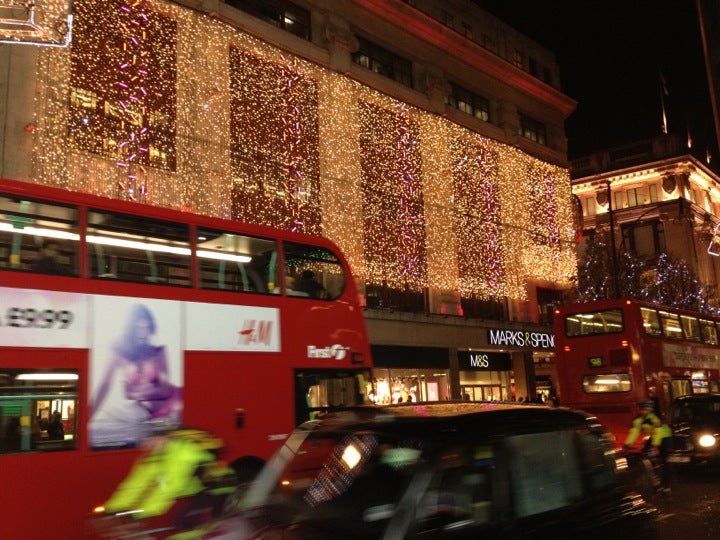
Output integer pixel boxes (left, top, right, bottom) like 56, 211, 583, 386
680, 315, 702, 341
640, 307, 661, 336
0, 193, 78, 275
658, 310, 683, 339
294, 369, 372, 425
582, 374, 631, 393
669, 378, 692, 398
88, 210, 191, 286
699, 319, 719, 345
564, 309, 623, 337
0, 369, 78, 453
283, 242, 345, 300
691, 378, 710, 393
197, 228, 278, 294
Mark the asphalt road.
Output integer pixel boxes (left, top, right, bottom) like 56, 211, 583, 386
657, 463, 720, 539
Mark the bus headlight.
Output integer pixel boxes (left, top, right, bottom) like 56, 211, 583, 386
698, 434, 717, 448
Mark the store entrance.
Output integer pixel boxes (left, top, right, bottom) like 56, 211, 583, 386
461, 384, 505, 402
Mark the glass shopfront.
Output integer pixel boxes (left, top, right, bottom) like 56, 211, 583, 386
458, 351, 512, 402
370, 367, 450, 403
370, 345, 450, 404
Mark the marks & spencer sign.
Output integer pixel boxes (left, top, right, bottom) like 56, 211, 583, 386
457, 351, 512, 371
487, 328, 554, 349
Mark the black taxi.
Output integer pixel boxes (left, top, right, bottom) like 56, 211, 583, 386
668, 394, 720, 465
200, 402, 657, 539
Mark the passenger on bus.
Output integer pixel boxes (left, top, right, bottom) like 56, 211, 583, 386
47, 411, 65, 441
296, 270, 325, 298
280, 275, 308, 296
32, 241, 72, 275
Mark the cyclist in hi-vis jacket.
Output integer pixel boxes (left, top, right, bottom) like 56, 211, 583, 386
624, 399, 673, 492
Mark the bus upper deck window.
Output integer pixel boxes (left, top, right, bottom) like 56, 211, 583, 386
640, 307, 661, 335
658, 310, 682, 339
700, 320, 719, 344
564, 309, 623, 337
283, 242, 345, 300
680, 315, 702, 341
0, 194, 79, 276
88, 210, 190, 286
197, 228, 278, 294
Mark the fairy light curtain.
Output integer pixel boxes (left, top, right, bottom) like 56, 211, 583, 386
451, 136, 506, 298
229, 47, 321, 234
69, 0, 177, 201
33, 0, 577, 301
359, 100, 428, 292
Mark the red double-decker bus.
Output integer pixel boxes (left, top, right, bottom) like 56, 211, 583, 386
554, 299, 720, 446
0, 178, 372, 539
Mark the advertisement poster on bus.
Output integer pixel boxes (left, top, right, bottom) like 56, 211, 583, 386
185, 302, 280, 351
0, 286, 87, 347
662, 342, 720, 370
89, 296, 183, 450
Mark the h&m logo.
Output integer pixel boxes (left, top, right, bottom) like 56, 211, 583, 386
238, 319, 273, 346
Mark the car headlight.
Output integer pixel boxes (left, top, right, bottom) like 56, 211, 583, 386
698, 434, 717, 448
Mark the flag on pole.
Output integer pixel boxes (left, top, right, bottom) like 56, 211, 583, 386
659, 70, 669, 95
659, 69, 668, 134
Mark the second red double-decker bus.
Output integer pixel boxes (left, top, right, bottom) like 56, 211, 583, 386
0, 178, 372, 539
554, 298, 720, 446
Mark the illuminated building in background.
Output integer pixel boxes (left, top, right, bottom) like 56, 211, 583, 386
1, 0, 578, 401
572, 133, 720, 310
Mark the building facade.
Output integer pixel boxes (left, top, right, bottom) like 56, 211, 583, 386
572, 133, 720, 309
0, 0, 578, 402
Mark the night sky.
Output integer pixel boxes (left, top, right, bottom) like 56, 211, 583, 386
476, 0, 715, 161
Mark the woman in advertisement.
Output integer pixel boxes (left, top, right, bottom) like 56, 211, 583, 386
90, 303, 182, 449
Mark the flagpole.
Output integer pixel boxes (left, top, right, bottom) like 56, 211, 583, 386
659, 70, 668, 134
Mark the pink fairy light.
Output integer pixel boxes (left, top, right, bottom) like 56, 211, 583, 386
114, 0, 152, 201
394, 102, 424, 283
281, 57, 306, 232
